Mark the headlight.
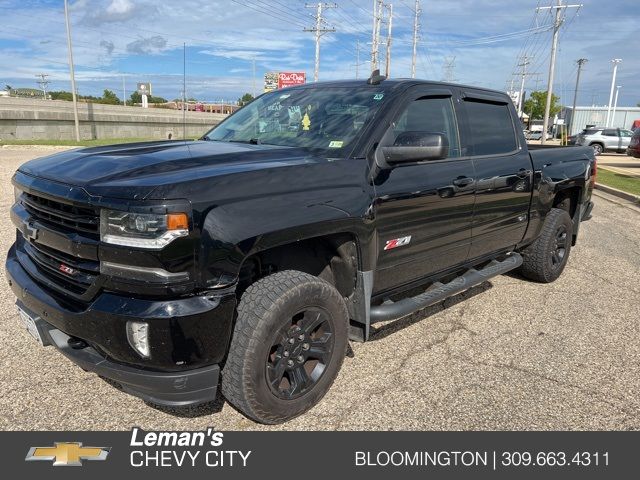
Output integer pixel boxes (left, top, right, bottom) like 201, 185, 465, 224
14, 186, 22, 203
100, 209, 189, 249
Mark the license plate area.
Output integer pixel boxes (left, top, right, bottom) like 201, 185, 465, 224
17, 306, 44, 345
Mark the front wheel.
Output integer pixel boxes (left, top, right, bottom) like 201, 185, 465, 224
519, 208, 573, 283
222, 270, 348, 424
591, 143, 604, 156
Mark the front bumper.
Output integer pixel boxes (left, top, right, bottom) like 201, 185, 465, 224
6, 244, 237, 407
17, 304, 220, 407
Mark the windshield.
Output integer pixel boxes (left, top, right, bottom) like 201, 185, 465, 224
203, 87, 388, 153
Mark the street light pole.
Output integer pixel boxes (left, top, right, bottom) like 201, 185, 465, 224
605, 59, 622, 127
63, 0, 80, 142
611, 85, 621, 127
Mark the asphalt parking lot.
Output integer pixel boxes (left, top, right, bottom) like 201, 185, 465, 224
0, 146, 638, 431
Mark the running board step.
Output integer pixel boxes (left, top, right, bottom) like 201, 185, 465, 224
369, 253, 523, 324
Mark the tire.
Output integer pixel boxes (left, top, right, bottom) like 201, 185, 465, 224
519, 208, 573, 283
222, 270, 348, 424
591, 143, 604, 156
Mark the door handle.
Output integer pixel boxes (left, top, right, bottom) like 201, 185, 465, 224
452, 177, 474, 187
517, 168, 532, 178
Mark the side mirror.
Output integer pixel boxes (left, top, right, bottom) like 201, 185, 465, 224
381, 132, 449, 165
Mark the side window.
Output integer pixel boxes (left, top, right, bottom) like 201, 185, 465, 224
620, 130, 633, 137
392, 97, 461, 158
603, 129, 618, 137
464, 99, 518, 156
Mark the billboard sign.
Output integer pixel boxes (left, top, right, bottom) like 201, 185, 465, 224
278, 72, 306, 89
136, 82, 152, 96
264, 72, 278, 93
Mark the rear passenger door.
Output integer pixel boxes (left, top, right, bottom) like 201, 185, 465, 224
459, 91, 533, 260
620, 129, 633, 149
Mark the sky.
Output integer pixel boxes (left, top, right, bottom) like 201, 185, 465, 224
0, 0, 638, 107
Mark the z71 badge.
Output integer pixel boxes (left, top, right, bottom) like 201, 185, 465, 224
384, 236, 412, 251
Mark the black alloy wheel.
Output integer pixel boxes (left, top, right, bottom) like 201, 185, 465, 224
266, 307, 334, 400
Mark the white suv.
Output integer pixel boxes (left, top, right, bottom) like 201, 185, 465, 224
575, 127, 634, 155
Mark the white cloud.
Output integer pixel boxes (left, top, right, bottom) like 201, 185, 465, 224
0, 0, 637, 105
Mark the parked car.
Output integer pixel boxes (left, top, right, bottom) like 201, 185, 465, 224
574, 127, 634, 155
7, 77, 595, 424
627, 129, 640, 158
525, 130, 551, 141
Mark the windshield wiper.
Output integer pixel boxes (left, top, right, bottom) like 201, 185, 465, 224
222, 138, 262, 145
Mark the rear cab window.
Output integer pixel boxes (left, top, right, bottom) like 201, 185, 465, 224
463, 96, 518, 156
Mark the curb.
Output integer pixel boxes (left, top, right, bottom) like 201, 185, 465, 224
594, 183, 640, 203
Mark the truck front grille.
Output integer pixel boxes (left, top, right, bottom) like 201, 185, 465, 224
22, 240, 99, 297
22, 191, 99, 236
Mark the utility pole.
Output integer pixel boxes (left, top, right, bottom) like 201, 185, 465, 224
538, 0, 582, 144
304, 3, 337, 82
442, 56, 457, 83
371, 0, 383, 72
35, 74, 50, 99
384, 3, 393, 78
63, 0, 80, 142
569, 58, 587, 135
356, 39, 360, 78
353, 39, 363, 79
411, 0, 421, 78
605, 58, 622, 127
122, 76, 126, 106
517, 56, 530, 115
252, 57, 256, 98
183, 43, 187, 140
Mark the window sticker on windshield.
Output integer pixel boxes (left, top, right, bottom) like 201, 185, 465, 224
329, 141, 343, 148
373, 93, 384, 100
302, 112, 311, 131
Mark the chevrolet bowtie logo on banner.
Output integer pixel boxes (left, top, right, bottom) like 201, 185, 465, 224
25, 442, 110, 466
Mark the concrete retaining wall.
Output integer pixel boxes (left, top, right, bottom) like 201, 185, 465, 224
0, 97, 227, 141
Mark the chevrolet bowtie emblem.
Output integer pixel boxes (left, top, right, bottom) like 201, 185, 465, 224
25, 442, 110, 466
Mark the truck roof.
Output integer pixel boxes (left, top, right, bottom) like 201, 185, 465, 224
279, 78, 508, 98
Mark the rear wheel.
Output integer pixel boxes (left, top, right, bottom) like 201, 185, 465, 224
222, 270, 348, 424
519, 208, 573, 283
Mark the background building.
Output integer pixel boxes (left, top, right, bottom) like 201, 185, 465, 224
562, 106, 640, 135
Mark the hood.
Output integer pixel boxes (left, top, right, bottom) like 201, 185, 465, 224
17, 140, 324, 199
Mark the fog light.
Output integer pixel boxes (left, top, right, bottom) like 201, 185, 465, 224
126, 321, 150, 358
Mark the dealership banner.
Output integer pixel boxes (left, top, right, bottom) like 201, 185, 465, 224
1, 430, 638, 479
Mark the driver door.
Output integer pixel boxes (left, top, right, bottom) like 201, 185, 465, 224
372, 88, 475, 294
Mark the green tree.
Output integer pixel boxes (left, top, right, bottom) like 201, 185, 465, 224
129, 91, 167, 105
237, 93, 254, 105
100, 89, 120, 105
4, 84, 11, 91
49, 90, 73, 101
523, 91, 561, 120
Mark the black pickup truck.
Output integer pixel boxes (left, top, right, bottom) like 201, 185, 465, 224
7, 76, 595, 424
